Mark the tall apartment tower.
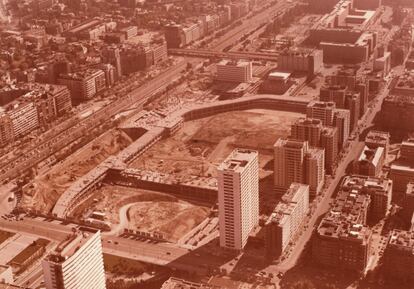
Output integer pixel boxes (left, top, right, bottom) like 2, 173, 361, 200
291, 118, 323, 147
321, 126, 339, 174
274, 139, 308, 194
345, 92, 360, 132
305, 147, 325, 195
333, 108, 351, 149
42, 229, 106, 289
218, 149, 259, 250
306, 101, 336, 126
274, 138, 325, 195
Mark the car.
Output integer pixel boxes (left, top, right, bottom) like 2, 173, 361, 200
107, 240, 112, 244
166, 252, 171, 255
114, 241, 118, 245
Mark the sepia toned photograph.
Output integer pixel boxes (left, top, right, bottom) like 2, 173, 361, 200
0, 0, 413, 288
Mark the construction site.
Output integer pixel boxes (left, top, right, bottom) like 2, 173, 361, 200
20, 129, 133, 212
129, 109, 302, 185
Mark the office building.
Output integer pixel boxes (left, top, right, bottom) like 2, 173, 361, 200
216, 60, 253, 83
265, 183, 309, 259
277, 49, 323, 76
58, 69, 105, 102
218, 149, 259, 250
42, 229, 106, 289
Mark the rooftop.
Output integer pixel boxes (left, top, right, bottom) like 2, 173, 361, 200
217, 59, 251, 68
266, 183, 309, 226
388, 229, 414, 251
218, 148, 258, 173
365, 130, 390, 146
341, 175, 392, 196
358, 146, 384, 167
308, 100, 336, 109
46, 229, 100, 264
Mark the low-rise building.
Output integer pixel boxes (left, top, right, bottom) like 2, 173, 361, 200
353, 146, 385, 177
365, 130, 390, 155
341, 175, 392, 222
383, 229, 414, 282
313, 190, 372, 272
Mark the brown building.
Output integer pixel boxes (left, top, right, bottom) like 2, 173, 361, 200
265, 183, 309, 260
353, 146, 385, 177
320, 85, 347, 108
341, 175, 392, 223
365, 130, 390, 155
321, 126, 339, 174
381, 95, 414, 132
383, 229, 414, 283
333, 108, 351, 149
313, 190, 372, 272
389, 139, 414, 200
58, 69, 105, 102
345, 92, 360, 132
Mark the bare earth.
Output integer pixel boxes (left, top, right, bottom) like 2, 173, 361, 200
73, 185, 210, 242
21, 129, 132, 212
129, 109, 302, 182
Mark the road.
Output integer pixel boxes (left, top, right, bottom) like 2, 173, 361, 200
0, 60, 188, 183
266, 71, 393, 276
0, 217, 229, 278
209, 1, 294, 51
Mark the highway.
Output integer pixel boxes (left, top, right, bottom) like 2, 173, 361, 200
168, 48, 279, 61
0, 60, 188, 183
209, 1, 295, 52
0, 0, 300, 184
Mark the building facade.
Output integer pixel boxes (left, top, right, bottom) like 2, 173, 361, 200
42, 230, 106, 289
218, 149, 259, 250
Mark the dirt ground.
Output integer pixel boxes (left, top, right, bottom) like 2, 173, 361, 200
21, 129, 133, 212
128, 201, 209, 242
73, 185, 210, 242
129, 109, 302, 183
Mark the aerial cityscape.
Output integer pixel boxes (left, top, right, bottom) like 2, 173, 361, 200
0, 0, 413, 288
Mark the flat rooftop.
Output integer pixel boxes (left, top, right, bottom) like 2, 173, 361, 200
365, 130, 390, 146
388, 229, 414, 250
218, 148, 258, 173
46, 229, 99, 263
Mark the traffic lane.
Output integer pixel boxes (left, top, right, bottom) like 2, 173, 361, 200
0, 218, 72, 241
